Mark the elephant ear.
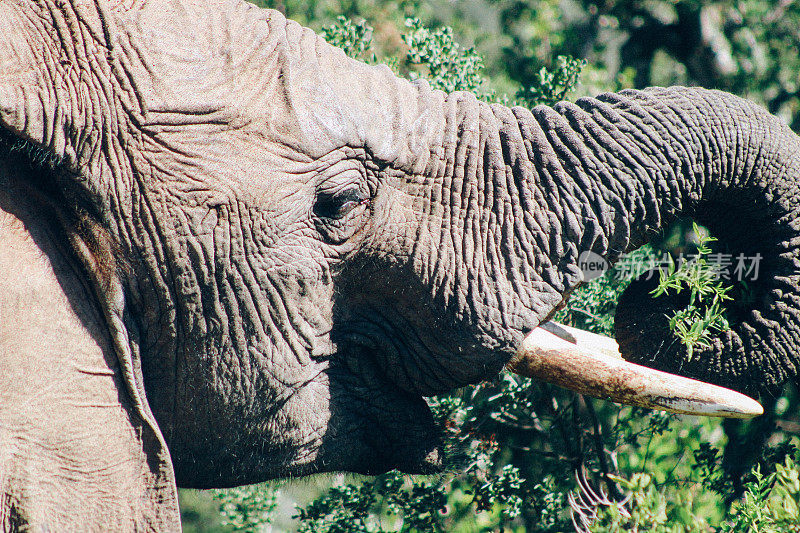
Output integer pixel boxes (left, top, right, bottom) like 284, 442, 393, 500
0, 2, 180, 528
0, 191, 181, 529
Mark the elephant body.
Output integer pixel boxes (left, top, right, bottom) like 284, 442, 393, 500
1, 0, 799, 529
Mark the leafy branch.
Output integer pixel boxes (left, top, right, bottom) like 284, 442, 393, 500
651, 223, 732, 360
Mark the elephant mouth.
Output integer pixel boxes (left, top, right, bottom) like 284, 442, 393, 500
509, 321, 763, 419
316, 345, 444, 476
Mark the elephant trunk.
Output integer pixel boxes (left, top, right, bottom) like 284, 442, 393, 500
599, 88, 800, 395
387, 84, 800, 402
504, 87, 800, 396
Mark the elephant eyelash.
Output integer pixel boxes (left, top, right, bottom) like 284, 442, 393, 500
314, 188, 370, 220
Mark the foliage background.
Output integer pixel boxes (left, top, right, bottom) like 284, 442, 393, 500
179, 1, 800, 531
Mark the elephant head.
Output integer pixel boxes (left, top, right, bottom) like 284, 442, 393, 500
1, 0, 799, 529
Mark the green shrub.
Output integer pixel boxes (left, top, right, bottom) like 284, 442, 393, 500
212, 484, 279, 531
321, 16, 377, 64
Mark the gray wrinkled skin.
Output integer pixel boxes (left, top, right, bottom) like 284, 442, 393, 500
1, 0, 800, 529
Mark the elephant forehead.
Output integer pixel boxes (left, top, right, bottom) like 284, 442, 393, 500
112, 1, 446, 162
114, 1, 343, 155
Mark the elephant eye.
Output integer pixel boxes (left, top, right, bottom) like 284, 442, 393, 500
314, 188, 368, 220
313, 185, 371, 245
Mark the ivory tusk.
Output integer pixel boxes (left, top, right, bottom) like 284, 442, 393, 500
508, 321, 764, 419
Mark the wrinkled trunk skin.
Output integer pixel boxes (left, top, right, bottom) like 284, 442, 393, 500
528, 88, 800, 394
583, 89, 800, 394
383, 86, 800, 396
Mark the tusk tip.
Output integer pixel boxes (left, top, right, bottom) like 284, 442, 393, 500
648, 391, 764, 419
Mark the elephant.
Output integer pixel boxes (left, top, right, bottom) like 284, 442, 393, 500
1, 0, 799, 529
